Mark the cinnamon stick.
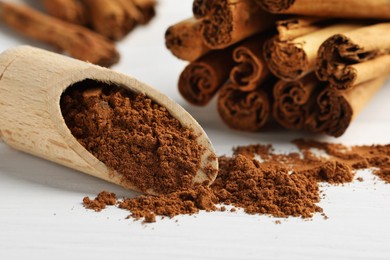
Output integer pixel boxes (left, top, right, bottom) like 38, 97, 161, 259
42, 0, 88, 25
306, 77, 388, 137
273, 73, 324, 130
192, 0, 277, 49
229, 34, 271, 92
264, 23, 361, 81
178, 48, 235, 106
0, 2, 119, 67
276, 16, 329, 41
165, 18, 210, 62
192, 0, 212, 18
316, 23, 390, 90
132, 0, 156, 24
81, 0, 142, 40
256, 0, 390, 19
217, 81, 271, 132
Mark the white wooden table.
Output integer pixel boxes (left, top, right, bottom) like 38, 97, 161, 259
1, 1, 390, 259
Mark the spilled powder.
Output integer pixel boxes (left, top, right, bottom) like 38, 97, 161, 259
119, 185, 217, 222
83, 140, 390, 222
83, 191, 117, 212
293, 140, 390, 183
61, 79, 205, 194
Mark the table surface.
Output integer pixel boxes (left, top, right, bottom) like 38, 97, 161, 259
1, 1, 390, 259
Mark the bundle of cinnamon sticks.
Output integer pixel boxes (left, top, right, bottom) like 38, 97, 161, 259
0, 0, 157, 67
166, 0, 390, 137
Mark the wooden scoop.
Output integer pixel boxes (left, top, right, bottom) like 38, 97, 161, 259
0, 46, 218, 194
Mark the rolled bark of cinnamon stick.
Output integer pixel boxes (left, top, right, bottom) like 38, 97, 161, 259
217, 80, 271, 132
165, 18, 211, 62
178, 48, 235, 106
276, 16, 329, 41
132, 0, 156, 24
42, 0, 88, 25
0, 2, 119, 67
192, 0, 212, 18
81, 0, 141, 40
116, 0, 145, 23
193, 0, 277, 49
305, 77, 388, 137
273, 73, 324, 130
316, 23, 390, 90
256, 0, 390, 19
264, 23, 361, 81
229, 34, 271, 92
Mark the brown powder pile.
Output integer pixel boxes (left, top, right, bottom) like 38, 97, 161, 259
119, 185, 217, 222
294, 140, 390, 183
83, 191, 117, 212
234, 143, 354, 184
115, 150, 325, 221
212, 155, 323, 218
81, 139, 389, 223
61, 79, 204, 194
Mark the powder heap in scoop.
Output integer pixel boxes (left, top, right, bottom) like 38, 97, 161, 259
83, 140, 390, 223
61, 79, 206, 194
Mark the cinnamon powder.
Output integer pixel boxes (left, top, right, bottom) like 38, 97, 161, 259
73, 81, 390, 222
213, 154, 323, 218
83, 139, 390, 223
83, 191, 117, 212
61, 79, 204, 194
294, 140, 390, 183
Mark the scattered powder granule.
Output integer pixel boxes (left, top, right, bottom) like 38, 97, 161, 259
143, 213, 157, 223
83, 191, 117, 212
